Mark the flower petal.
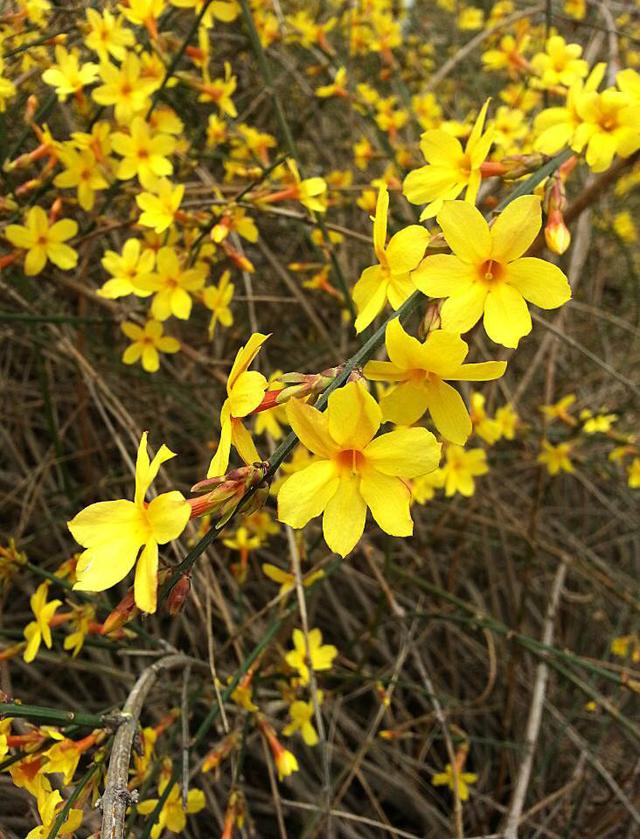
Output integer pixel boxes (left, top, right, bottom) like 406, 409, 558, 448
229, 369, 267, 417
483, 284, 532, 347
437, 201, 491, 263
134, 541, 158, 613
360, 469, 413, 537
448, 360, 507, 381
365, 427, 441, 478
385, 225, 429, 274
506, 257, 571, 308
322, 474, 367, 556
412, 254, 476, 298
379, 381, 429, 426
328, 382, 380, 450
425, 378, 472, 445
440, 283, 487, 333
146, 491, 189, 544
277, 460, 339, 528
490, 195, 541, 263
286, 398, 337, 458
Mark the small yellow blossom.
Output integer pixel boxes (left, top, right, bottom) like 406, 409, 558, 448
469, 392, 501, 445
611, 634, 640, 661
85, 8, 135, 61
111, 117, 176, 189
136, 179, 184, 233
261, 564, 324, 596
68, 432, 190, 613
364, 320, 505, 444
581, 410, 617, 434
285, 628, 337, 685
440, 445, 488, 497
137, 246, 207, 321
283, 696, 322, 745
23, 582, 62, 663
54, 146, 108, 211
530, 36, 588, 89
98, 238, 155, 299
352, 184, 429, 332
627, 458, 640, 488
207, 332, 269, 477
26, 789, 83, 839
92, 52, 157, 120
202, 270, 234, 338
137, 762, 205, 839
403, 100, 493, 219
432, 763, 478, 802
537, 440, 574, 475
5, 206, 78, 276
41, 45, 99, 101
613, 211, 637, 243
120, 319, 180, 373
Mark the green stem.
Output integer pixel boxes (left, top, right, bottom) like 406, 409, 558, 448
0, 702, 123, 729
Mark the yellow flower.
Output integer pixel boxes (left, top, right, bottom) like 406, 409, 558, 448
202, 271, 234, 338
413, 196, 571, 348
468, 392, 502, 444
121, 319, 180, 372
440, 445, 488, 497
98, 238, 156, 299
537, 440, 574, 475
207, 333, 269, 478
573, 85, 640, 172
285, 628, 337, 685
277, 381, 441, 556
41, 45, 98, 100
581, 411, 617, 434
111, 117, 176, 189
534, 63, 606, 155
275, 746, 299, 780
403, 100, 493, 220
26, 789, 83, 839
352, 184, 429, 333
120, 0, 166, 36
170, 0, 240, 27
23, 582, 62, 663
54, 146, 108, 211
432, 763, 478, 802
5, 206, 78, 276
530, 36, 588, 89
0, 59, 16, 111
494, 403, 519, 440
611, 634, 640, 661
230, 680, 259, 712
137, 246, 206, 320
261, 564, 324, 596
316, 66, 348, 99
137, 763, 205, 839
628, 458, 640, 488
364, 321, 505, 444
63, 604, 95, 657
540, 393, 576, 424
197, 61, 238, 117
136, 178, 184, 233
411, 470, 445, 504
283, 697, 322, 745
85, 8, 135, 61
68, 432, 190, 613
92, 51, 156, 120
613, 210, 637, 243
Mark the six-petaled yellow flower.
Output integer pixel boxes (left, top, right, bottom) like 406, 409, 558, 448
413, 196, 571, 347
5, 207, 78, 276
68, 432, 190, 613
278, 380, 441, 556
285, 628, 337, 685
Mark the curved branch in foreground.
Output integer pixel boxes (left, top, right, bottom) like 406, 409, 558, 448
100, 654, 192, 839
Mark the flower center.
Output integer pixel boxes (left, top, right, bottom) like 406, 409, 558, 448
335, 449, 365, 475
458, 153, 472, 178
478, 259, 505, 286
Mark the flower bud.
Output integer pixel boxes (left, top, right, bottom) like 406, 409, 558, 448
166, 574, 191, 616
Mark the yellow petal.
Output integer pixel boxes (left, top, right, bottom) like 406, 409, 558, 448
134, 541, 158, 613
385, 318, 422, 370
365, 427, 441, 478
440, 283, 487, 333
73, 536, 142, 593
483, 284, 532, 347
419, 130, 463, 165
419, 330, 468, 376
506, 257, 571, 308
437, 201, 491, 264
68, 499, 145, 546
231, 417, 261, 464
425, 378, 471, 444
286, 398, 337, 458
228, 369, 267, 417
379, 381, 429, 426
363, 359, 406, 382
207, 412, 233, 477
373, 184, 389, 259
411, 254, 476, 298
385, 225, 429, 274
277, 460, 340, 528
448, 360, 507, 381
227, 332, 270, 392
360, 470, 413, 537
353, 265, 388, 333
24, 247, 47, 276
146, 491, 189, 543
135, 433, 177, 507
322, 474, 366, 556
490, 195, 541, 263
327, 382, 380, 450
